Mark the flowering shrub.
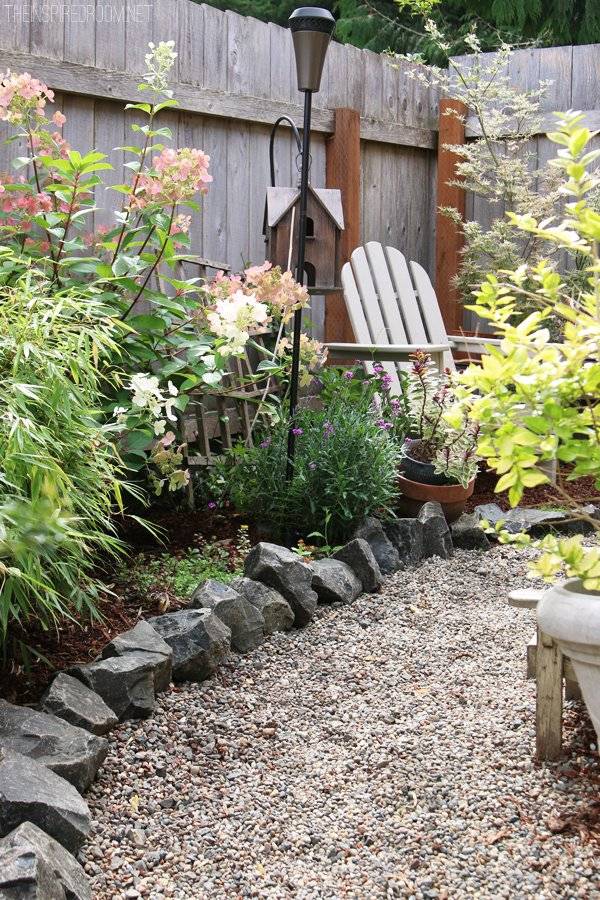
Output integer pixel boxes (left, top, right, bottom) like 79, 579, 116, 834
223, 394, 400, 544
450, 113, 600, 587
0, 44, 314, 495
317, 363, 410, 441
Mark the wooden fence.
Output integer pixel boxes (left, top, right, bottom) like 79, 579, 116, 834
449, 43, 600, 330
0, 0, 439, 340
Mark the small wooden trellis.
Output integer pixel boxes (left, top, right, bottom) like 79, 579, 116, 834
185, 328, 277, 469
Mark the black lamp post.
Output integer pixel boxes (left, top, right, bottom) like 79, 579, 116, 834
286, 6, 335, 482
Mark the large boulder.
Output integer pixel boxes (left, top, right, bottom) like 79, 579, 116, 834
189, 579, 265, 653
100, 620, 172, 692
0, 750, 91, 854
351, 518, 401, 574
451, 513, 491, 551
0, 821, 90, 900
384, 518, 424, 567
418, 502, 453, 560
69, 654, 156, 721
231, 578, 294, 635
40, 674, 118, 737
148, 609, 230, 682
311, 559, 362, 604
333, 539, 382, 593
0, 846, 64, 899
244, 543, 318, 626
0, 701, 108, 794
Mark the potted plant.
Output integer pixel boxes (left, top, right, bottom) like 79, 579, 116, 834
451, 112, 600, 743
397, 351, 479, 522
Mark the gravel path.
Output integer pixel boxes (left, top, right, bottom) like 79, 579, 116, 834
83, 546, 600, 900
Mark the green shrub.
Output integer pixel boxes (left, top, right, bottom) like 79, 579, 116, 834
0, 262, 131, 658
225, 397, 401, 545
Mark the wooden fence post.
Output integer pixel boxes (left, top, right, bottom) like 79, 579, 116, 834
435, 98, 467, 333
325, 107, 361, 344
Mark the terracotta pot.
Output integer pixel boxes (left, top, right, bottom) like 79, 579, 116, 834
537, 579, 600, 745
396, 472, 475, 523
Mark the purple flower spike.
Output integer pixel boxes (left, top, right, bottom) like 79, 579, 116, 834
343, 370, 354, 380
292, 427, 303, 436
376, 418, 393, 431
323, 421, 335, 437
207, 501, 217, 510
259, 438, 271, 448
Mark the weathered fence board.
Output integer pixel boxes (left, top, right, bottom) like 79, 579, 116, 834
0, 0, 439, 343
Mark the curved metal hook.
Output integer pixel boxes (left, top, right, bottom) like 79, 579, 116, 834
269, 115, 303, 187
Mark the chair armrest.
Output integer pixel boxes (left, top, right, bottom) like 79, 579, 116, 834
448, 334, 503, 353
325, 342, 451, 362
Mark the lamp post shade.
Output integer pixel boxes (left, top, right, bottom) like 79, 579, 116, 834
288, 7, 336, 93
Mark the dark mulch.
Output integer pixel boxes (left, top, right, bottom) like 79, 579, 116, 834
465, 469, 599, 514
1, 504, 251, 706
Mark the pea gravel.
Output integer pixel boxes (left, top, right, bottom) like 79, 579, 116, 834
83, 546, 600, 899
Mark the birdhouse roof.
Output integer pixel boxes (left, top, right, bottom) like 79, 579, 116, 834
264, 185, 344, 230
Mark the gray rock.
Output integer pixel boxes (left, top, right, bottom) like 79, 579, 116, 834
333, 539, 383, 593
0, 821, 90, 899
190, 579, 265, 653
100, 620, 173, 692
451, 514, 491, 551
418, 502, 453, 560
69, 654, 156, 721
385, 519, 424, 567
0, 846, 64, 899
473, 503, 598, 539
0, 750, 91, 854
473, 503, 505, 528
244, 543, 318, 627
311, 559, 362, 604
231, 578, 294, 635
40, 674, 118, 737
0, 701, 108, 794
351, 518, 401, 574
148, 609, 230, 682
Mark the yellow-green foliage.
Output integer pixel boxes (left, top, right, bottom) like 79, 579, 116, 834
449, 112, 600, 588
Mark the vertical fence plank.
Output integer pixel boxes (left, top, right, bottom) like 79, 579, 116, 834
201, 4, 228, 267
436, 99, 466, 333
326, 108, 360, 344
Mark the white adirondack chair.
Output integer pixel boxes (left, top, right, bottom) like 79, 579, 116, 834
325, 242, 502, 393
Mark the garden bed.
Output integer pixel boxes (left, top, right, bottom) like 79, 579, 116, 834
3, 470, 597, 708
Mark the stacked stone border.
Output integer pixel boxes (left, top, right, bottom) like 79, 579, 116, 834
2, 500, 594, 898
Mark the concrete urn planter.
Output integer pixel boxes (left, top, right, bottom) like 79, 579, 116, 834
537, 578, 600, 744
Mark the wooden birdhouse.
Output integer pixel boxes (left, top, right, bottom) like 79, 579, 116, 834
263, 185, 344, 292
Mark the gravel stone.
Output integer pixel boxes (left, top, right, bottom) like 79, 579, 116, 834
101, 620, 173, 693
84, 546, 600, 899
311, 559, 362, 604
40, 674, 118, 737
333, 538, 383, 592
0, 700, 108, 793
231, 578, 294, 635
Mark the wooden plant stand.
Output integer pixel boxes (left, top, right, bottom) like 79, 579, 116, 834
508, 589, 581, 762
